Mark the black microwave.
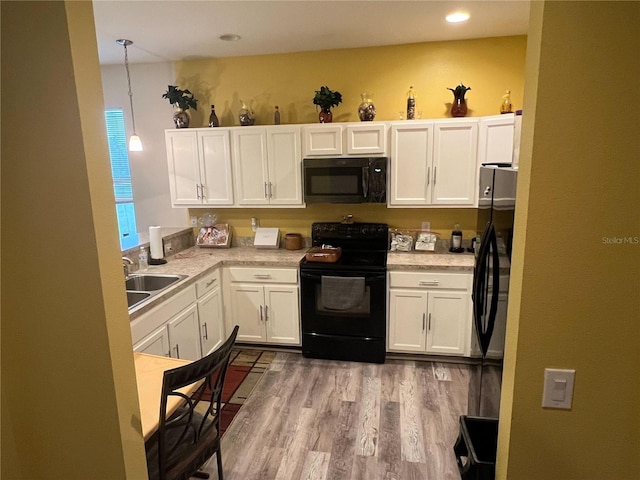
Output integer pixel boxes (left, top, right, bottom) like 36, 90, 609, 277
303, 157, 387, 204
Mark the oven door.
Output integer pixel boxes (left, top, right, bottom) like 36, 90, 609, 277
300, 269, 386, 338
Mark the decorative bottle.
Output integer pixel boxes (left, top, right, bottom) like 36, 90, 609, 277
406, 86, 416, 120
139, 246, 148, 270
500, 90, 513, 114
208, 105, 220, 127
450, 224, 464, 253
274, 106, 281, 125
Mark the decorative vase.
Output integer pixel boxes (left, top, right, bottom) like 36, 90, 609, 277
318, 108, 333, 123
448, 84, 471, 118
358, 93, 376, 121
173, 108, 190, 128
239, 102, 255, 126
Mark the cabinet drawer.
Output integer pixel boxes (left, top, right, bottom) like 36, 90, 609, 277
196, 269, 220, 298
227, 267, 297, 284
389, 271, 470, 290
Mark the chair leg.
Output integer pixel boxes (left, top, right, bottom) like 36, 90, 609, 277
216, 448, 224, 480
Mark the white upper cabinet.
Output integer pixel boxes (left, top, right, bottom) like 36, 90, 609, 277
303, 122, 387, 157
477, 113, 515, 167
431, 119, 479, 205
389, 119, 478, 207
165, 129, 234, 206
302, 124, 343, 156
232, 126, 303, 206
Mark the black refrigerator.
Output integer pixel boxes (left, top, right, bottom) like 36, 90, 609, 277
469, 165, 518, 416
454, 166, 518, 480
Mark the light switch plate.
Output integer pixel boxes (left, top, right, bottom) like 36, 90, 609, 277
542, 368, 575, 409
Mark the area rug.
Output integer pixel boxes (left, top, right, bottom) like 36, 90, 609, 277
219, 349, 275, 436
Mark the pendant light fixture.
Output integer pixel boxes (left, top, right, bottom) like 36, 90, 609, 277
116, 39, 143, 152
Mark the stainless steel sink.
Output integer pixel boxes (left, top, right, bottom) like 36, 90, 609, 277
126, 273, 187, 312
127, 291, 151, 309
125, 274, 184, 292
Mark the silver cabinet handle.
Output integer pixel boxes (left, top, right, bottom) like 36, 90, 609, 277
426, 166, 430, 186
203, 322, 209, 340
422, 313, 426, 331
264, 182, 268, 198
205, 278, 217, 287
195, 184, 201, 199
268, 182, 273, 198
200, 183, 206, 199
433, 166, 437, 185
264, 305, 269, 322
419, 280, 440, 286
165, 351, 171, 357
253, 274, 272, 279
259, 305, 264, 321
174, 344, 180, 358
428, 313, 432, 331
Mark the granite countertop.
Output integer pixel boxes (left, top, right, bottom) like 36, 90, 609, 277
128, 245, 483, 320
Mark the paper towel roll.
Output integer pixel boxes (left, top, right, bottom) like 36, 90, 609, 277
149, 226, 164, 259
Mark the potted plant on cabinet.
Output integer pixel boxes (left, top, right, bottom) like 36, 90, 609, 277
312, 86, 342, 123
162, 85, 198, 128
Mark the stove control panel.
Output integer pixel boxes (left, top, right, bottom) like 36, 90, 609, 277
312, 222, 388, 240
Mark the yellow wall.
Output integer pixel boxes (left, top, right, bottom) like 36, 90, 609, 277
191, 205, 478, 241
497, 2, 640, 478
1, 2, 147, 478
176, 36, 527, 237
175, 36, 526, 126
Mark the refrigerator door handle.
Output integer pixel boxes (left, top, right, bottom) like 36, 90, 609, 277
473, 223, 500, 358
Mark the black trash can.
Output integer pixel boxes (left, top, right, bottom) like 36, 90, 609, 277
453, 415, 499, 480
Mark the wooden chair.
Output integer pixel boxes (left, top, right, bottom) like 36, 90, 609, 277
146, 325, 239, 480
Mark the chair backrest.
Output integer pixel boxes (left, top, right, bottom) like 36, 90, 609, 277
150, 325, 239, 480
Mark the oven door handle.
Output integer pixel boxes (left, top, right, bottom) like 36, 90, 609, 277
300, 272, 386, 282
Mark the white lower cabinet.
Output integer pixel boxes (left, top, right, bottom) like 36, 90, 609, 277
167, 304, 201, 360
196, 270, 225, 356
224, 267, 300, 345
388, 271, 472, 356
132, 268, 225, 360
134, 325, 170, 356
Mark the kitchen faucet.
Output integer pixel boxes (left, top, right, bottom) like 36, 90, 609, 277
122, 257, 133, 279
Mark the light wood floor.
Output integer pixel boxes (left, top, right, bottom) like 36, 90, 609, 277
200, 352, 498, 480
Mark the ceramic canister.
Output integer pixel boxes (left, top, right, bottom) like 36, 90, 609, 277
284, 233, 303, 250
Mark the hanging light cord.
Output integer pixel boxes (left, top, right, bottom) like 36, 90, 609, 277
122, 42, 137, 135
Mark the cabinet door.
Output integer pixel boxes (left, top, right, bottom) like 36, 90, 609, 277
167, 304, 202, 360
232, 128, 270, 205
166, 130, 201, 205
346, 123, 386, 155
228, 284, 266, 342
198, 287, 225, 356
389, 122, 434, 206
133, 326, 170, 356
302, 125, 343, 156
431, 120, 478, 205
388, 289, 428, 352
198, 130, 234, 205
264, 285, 300, 345
477, 114, 515, 169
426, 291, 469, 355
267, 127, 303, 205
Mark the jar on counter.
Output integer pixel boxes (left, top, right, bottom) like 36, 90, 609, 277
284, 233, 303, 250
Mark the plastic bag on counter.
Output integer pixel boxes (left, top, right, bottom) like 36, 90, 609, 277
198, 213, 218, 227
389, 230, 414, 252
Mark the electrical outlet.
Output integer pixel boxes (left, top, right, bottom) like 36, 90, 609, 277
190, 216, 198, 227
164, 242, 173, 255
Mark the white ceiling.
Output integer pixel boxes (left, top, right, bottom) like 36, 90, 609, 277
93, 0, 530, 65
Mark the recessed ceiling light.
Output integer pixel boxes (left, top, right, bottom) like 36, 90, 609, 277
219, 34, 241, 42
446, 12, 470, 23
